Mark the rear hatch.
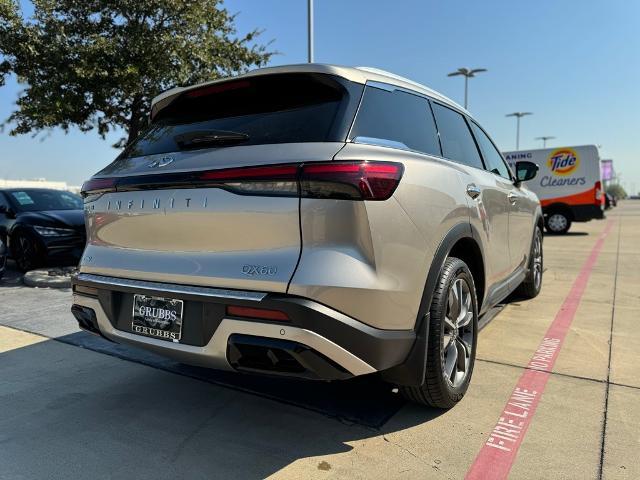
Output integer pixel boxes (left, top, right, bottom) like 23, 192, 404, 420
81, 72, 363, 292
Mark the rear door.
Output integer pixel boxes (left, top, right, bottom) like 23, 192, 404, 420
469, 121, 533, 273
81, 73, 363, 293
431, 103, 512, 289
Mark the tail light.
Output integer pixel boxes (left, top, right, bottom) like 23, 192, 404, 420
226, 305, 290, 322
300, 162, 403, 200
594, 181, 604, 206
81, 178, 117, 196
81, 161, 404, 201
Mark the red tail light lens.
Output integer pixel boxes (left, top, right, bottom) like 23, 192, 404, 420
227, 305, 290, 322
198, 164, 299, 196
301, 161, 403, 200
595, 181, 604, 205
81, 178, 117, 196
197, 161, 403, 200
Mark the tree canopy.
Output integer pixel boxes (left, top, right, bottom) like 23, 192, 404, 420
0, 0, 274, 146
606, 183, 627, 199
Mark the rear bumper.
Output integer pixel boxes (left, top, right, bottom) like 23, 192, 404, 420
71, 273, 416, 381
570, 204, 605, 222
543, 204, 604, 222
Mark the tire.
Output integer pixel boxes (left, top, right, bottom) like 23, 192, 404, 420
545, 211, 571, 234
12, 232, 44, 272
400, 257, 478, 409
517, 226, 543, 299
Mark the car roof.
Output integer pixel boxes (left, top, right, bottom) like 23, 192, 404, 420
1, 188, 70, 193
151, 63, 469, 119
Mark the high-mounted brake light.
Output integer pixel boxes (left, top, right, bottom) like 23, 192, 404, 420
184, 80, 251, 98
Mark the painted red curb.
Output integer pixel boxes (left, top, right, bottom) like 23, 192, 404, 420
466, 220, 614, 480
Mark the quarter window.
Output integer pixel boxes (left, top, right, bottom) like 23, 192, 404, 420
350, 86, 441, 156
0, 193, 8, 212
470, 122, 511, 179
431, 103, 484, 169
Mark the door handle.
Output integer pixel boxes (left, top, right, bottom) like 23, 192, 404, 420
508, 192, 518, 204
466, 184, 481, 199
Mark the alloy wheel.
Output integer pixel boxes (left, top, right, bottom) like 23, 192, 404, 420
15, 235, 35, 271
547, 213, 567, 233
442, 278, 475, 388
533, 232, 543, 290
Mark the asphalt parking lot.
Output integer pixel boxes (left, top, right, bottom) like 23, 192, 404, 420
1, 201, 638, 480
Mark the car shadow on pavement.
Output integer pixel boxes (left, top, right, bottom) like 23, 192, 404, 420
0, 338, 444, 480
54, 330, 406, 428
0, 260, 24, 288
545, 231, 589, 236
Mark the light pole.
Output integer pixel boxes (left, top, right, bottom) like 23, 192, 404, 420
506, 112, 533, 150
307, 0, 314, 63
447, 68, 487, 109
535, 136, 555, 148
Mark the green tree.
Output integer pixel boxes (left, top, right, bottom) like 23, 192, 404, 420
606, 183, 627, 199
0, 0, 273, 147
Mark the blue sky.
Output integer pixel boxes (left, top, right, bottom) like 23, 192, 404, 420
1, 0, 639, 193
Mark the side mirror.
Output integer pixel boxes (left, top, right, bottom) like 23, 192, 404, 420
515, 161, 538, 184
0, 205, 7, 214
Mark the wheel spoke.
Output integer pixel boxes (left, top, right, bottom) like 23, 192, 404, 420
455, 338, 467, 373
457, 290, 471, 325
457, 335, 471, 355
444, 341, 458, 381
458, 310, 473, 328
449, 284, 459, 319
444, 315, 456, 331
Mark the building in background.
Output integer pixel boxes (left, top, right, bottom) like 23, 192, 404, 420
0, 178, 81, 194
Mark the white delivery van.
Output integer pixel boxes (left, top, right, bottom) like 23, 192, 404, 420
504, 145, 605, 234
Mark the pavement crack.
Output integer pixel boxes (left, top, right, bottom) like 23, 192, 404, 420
598, 218, 622, 480
382, 434, 426, 464
475, 357, 640, 391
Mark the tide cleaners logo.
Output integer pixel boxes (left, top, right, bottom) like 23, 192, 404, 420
547, 148, 580, 176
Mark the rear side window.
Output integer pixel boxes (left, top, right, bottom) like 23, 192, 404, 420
123, 73, 355, 158
470, 122, 512, 179
431, 103, 484, 169
350, 86, 441, 156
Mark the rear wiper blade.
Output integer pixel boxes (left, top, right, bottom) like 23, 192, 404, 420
174, 130, 249, 149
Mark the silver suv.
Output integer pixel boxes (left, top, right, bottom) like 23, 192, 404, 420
72, 64, 543, 408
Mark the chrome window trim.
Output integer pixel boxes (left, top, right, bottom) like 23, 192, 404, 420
74, 273, 267, 302
352, 136, 410, 151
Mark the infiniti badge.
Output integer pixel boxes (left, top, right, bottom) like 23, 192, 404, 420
148, 156, 174, 168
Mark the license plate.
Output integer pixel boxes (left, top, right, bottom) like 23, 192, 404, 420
132, 294, 183, 342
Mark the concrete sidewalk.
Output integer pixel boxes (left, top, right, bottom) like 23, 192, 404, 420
0, 201, 638, 479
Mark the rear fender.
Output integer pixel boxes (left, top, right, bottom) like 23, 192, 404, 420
382, 222, 481, 386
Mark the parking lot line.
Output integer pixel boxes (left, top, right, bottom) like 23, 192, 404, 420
466, 220, 615, 480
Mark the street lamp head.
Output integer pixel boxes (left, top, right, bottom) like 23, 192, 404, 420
469, 68, 487, 76
506, 112, 533, 118
447, 67, 487, 78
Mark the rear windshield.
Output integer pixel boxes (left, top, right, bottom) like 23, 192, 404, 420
8, 190, 83, 212
122, 73, 355, 158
